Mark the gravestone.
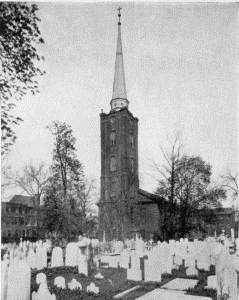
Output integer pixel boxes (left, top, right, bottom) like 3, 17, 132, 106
36, 272, 47, 286
87, 282, 99, 294
68, 278, 82, 290
186, 266, 198, 276
1, 260, 9, 300
7, 260, 31, 300
127, 252, 142, 281
36, 246, 47, 270
144, 255, 161, 282
54, 276, 66, 288
65, 242, 78, 266
120, 249, 130, 269
51, 247, 64, 268
32, 283, 56, 300
206, 275, 217, 289
78, 253, 88, 276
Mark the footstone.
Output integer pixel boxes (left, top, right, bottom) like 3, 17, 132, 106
135, 289, 213, 300
161, 278, 198, 291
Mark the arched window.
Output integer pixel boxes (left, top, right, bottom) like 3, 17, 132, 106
131, 157, 134, 172
110, 156, 117, 171
130, 133, 133, 148
110, 131, 116, 146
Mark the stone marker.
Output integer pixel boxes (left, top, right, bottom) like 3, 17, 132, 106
1, 260, 9, 300
78, 253, 88, 276
68, 278, 82, 290
32, 282, 56, 300
127, 253, 142, 281
54, 276, 66, 289
206, 275, 217, 290
87, 282, 99, 294
120, 249, 130, 269
7, 260, 31, 300
27, 249, 36, 269
161, 278, 198, 291
51, 247, 64, 268
65, 242, 78, 266
36, 272, 47, 286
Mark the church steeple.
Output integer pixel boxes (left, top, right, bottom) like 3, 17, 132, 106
110, 8, 129, 111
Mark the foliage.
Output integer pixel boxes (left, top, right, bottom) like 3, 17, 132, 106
43, 121, 85, 240
154, 135, 226, 238
0, 2, 45, 155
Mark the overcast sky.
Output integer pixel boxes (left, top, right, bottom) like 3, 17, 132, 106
4, 2, 238, 206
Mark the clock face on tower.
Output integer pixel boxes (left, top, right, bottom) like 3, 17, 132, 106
110, 116, 116, 123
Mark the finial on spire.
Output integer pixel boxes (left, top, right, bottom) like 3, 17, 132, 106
118, 7, 122, 25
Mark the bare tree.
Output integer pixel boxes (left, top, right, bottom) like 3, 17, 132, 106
12, 162, 50, 237
14, 162, 50, 203
221, 169, 238, 204
76, 176, 99, 233
150, 132, 183, 239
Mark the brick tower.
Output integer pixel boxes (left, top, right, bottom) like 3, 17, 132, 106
98, 9, 140, 241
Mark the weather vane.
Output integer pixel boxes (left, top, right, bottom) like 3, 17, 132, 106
118, 7, 122, 25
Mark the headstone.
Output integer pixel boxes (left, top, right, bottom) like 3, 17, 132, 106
127, 252, 142, 281
68, 278, 82, 290
1, 260, 9, 300
186, 266, 198, 276
51, 247, 64, 268
65, 242, 78, 266
206, 275, 217, 289
120, 249, 130, 269
32, 283, 56, 300
54, 276, 66, 289
144, 255, 161, 282
78, 253, 88, 276
36, 246, 47, 270
87, 282, 99, 294
7, 260, 31, 300
36, 273, 47, 286
95, 272, 104, 279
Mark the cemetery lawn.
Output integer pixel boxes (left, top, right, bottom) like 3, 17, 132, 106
31, 265, 218, 300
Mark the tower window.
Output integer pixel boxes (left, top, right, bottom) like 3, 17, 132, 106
110, 156, 117, 171
110, 131, 116, 146
130, 133, 133, 148
131, 157, 134, 172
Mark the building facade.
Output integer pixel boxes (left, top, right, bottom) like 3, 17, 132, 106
1, 195, 39, 241
97, 12, 166, 241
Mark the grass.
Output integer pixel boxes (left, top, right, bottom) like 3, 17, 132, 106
31, 261, 218, 300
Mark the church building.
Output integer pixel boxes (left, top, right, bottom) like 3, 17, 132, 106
98, 10, 166, 241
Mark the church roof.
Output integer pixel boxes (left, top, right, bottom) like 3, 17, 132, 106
112, 11, 127, 102
138, 189, 166, 204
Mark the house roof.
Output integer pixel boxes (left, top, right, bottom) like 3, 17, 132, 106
9, 195, 35, 207
137, 189, 166, 204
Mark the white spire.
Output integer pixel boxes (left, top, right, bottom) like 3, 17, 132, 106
111, 8, 129, 111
